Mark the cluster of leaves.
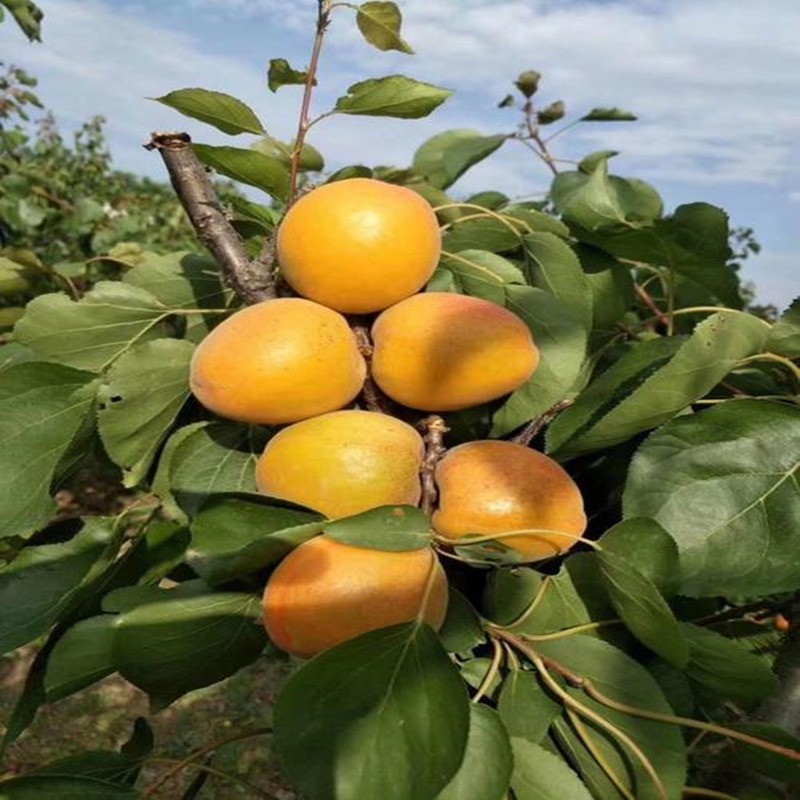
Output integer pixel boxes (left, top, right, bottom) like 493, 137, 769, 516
1, 1, 799, 798
0, 62, 235, 334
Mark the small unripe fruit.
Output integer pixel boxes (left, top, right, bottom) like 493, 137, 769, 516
262, 536, 448, 658
256, 410, 424, 519
371, 292, 539, 412
190, 298, 365, 425
433, 440, 587, 561
276, 178, 442, 314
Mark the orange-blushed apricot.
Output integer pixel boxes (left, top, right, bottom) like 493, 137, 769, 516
276, 178, 441, 314
371, 292, 539, 412
433, 440, 587, 561
189, 297, 365, 425
262, 536, 448, 658
256, 410, 424, 519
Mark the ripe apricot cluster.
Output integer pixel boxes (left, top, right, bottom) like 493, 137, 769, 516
188, 177, 586, 659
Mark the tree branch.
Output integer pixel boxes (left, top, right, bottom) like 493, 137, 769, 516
419, 415, 448, 516
145, 131, 276, 304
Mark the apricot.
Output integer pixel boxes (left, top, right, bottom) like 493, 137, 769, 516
433, 440, 587, 561
189, 298, 365, 425
371, 292, 539, 411
262, 535, 448, 658
276, 177, 441, 314
256, 410, 424, 518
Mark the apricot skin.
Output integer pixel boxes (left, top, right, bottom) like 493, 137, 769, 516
256, 410, 424, 519
262, 536, 448, 658
371, 292, 539, 412
276, 178, 442, 314
189, 298, 366, 425
433, 440, 587, 561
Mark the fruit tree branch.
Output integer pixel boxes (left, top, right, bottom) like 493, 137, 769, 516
145, 131, 277, 304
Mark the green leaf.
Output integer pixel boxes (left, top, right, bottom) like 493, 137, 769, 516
189, 494, 323, 586
523, 232, 593, 331
97, 339, 193, 487
767, 297, 800, 357
44, 615, 117, 702
465, 191, 509, 210
414, 130, 502, 190
166, 422, 268, 518
0, 0, 42, 41
153, 88, 265, 135
435, 705, 512, 800
624, 400, 800, 596
548, 311, 770, 458
13, 283, 170, 371
498, 670, 560, 745
324, 505, 432, 551
112, 589, 267, 709
267, 58, 311, 92
150, 422, 207, 522
581, 107, 637, 122
0, 363, 97, 540
0, 775, 138, 798
536, 636, 687, 800
193, 144, 290, 201
578, 150, 619, 174
435, 249, 524, 305
574, 203, 741, 308
442, 218, 522, 254
680, 623, 779, 709
356, 1, 413, 53
334, 75, 452, 119
0, 256, 35, 295
482, 567, 544, 626
491, 286, 587, 436
274, 622, 470, 800
551, 159, 663, 232
596, 549, 689, 667
122, 251, 228, 344
599, 518, 680, 597
326, 164, 373, 182
251, 136, 325, 172
0, 522, 113, 654
510, 738, 593, 800
577, 246, 634, 330
438, 588, 485, 654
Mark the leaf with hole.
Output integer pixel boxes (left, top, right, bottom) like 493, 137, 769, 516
97, 339, 194, 487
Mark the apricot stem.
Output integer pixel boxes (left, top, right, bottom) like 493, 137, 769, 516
350, 320, 393, 413
472, 635, 504, 704
566, 708, 637, 800
434, 528, 602, 552
682, 789, 739, 800
511, 399, 573, 446
419, 415, 448, 515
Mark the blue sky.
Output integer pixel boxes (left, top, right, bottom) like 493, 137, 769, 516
2, 0, 798, 308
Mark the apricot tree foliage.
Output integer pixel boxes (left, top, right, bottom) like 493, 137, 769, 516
1, 2, 799, 798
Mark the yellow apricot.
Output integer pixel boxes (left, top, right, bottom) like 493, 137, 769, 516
276, 178, 442, 314
255, 410, 424, 518
433, 440, 587, 561
262, 536, 448, 658
189, 298, 365, 425
371, 292, 539, 412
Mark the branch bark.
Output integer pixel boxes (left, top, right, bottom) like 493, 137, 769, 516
145, 131, 276, 304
